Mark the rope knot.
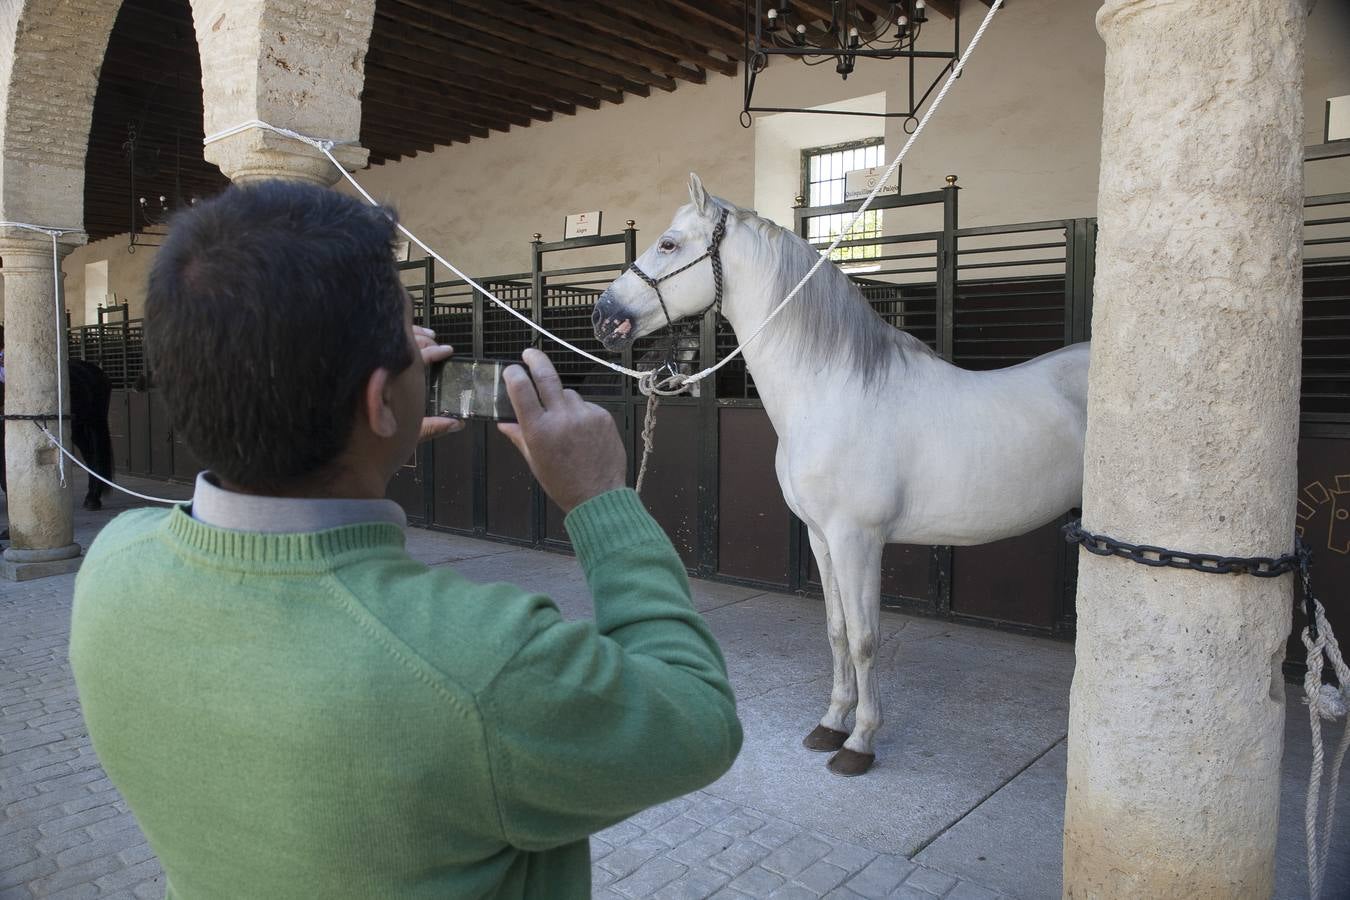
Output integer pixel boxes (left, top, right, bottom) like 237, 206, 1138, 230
637, 367, 690, 398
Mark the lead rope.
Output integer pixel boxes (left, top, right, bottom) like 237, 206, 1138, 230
635, 393, 659, 495
1299, 550, 1350, 900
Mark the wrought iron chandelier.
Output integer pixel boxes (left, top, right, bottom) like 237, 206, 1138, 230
124, 123, 200, 252
742, 0, 963, 127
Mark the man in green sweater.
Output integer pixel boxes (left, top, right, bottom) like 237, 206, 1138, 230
69, 181, 743, 899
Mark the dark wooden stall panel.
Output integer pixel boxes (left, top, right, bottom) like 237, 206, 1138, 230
432, 429, 475, 531
880, 544, 933, 602
807, 544, 934, 605
386, 447, 426, 524
107, 390, 130, 479
148, 392, 174, 480
1293, 436, 1350, 664
485, 425, 533, 542
718, 407, 790, 586
126, 391, 150, 477
634, 402, 700, 566
951, 521, 1064, 629
171, 429, 200, 482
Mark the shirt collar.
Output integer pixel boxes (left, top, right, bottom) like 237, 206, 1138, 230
189, 472, 407, 533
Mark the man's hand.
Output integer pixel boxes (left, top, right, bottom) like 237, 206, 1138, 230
415, 326, 464, 442
498, 348, 627, 513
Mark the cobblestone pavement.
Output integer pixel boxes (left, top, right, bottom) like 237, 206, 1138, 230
1, 527, 1006, 900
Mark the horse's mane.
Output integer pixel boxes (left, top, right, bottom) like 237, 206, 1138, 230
718, 200, 935, 382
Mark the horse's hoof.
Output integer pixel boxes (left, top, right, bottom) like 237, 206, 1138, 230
82, 498, 102, 511
827, 748, 876, 777
802, 725, 849, 752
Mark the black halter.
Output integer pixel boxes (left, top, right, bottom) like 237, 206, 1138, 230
628, 208, 729, 337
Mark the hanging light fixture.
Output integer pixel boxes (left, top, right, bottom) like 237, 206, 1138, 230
742, 0, 962, 128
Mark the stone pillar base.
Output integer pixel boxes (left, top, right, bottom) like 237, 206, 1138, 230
2, 543, 83, 581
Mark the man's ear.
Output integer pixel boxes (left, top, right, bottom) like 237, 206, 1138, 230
363, 368, 399, 439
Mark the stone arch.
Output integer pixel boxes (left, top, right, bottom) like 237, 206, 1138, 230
0, 0, 377, 573
0, 0, 126, 232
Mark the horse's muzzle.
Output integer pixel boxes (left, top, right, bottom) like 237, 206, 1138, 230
593, 291, 636, 351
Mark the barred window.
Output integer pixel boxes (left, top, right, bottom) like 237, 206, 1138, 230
802, 139, 885, 263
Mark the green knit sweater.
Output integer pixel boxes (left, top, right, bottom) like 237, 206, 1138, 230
69, 488, 742, 899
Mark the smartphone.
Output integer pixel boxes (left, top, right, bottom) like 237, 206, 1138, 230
427, 358, 522, 422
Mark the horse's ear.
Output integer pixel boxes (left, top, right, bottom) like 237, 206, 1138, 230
688, 172, 712, 217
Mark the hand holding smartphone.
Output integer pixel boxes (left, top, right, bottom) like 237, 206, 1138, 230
427, 358, 528, 422
495, 349, 628, 513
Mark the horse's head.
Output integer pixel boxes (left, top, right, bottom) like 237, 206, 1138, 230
593, 173, 728, 351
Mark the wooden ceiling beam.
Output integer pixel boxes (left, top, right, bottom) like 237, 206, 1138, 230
356, 118, 442, 154
460, 0, 706, 84
367, 36, 603, 113
362, 86, 527, 133
585, 0, 745, 63
391, 0, 680, 94
527, 1, 737, 77
924, 0, 959, 19
362, 63, 565, 121
369, 28, 620, 109
362, 105, 485, 142
375, 6, 649, 101
659, 0, 746, 39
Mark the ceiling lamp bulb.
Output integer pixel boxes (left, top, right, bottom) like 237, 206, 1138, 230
793, 23, 807, 46
913, 0, 927, 23
767, 7, 779, 29
848, 25, 860, 49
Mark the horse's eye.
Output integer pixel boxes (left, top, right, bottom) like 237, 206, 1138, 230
658, 238, 677, 253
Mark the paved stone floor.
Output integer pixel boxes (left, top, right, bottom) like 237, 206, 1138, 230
2, 477, 1348, 899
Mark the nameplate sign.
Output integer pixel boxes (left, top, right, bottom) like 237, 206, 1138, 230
844, 165, 900, 201
1328, 95, 1350, 143
564, 211, 603, 240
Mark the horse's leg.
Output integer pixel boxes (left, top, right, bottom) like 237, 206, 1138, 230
802, 528, 854, 752
72, 423, 101, 511
92, 415, 113, 503
826, 531, 884, 777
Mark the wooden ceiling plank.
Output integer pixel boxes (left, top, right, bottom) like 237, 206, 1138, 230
659, 0, 746, 39
524, 1, 738, 77
393, 0, 680, 93
369, 25, 621, 108
376, 5, 638, 100
925, 0, 959, 19
362, 87, 526, 133
585, 0, 745, 62
364, 53, 575, 119
362, 103, 486, 140
362, 63, 564, 120
468, 0, 705, 83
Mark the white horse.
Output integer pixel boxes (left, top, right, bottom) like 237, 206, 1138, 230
593, 174, 1089, 776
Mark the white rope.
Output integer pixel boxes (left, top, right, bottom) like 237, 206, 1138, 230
205, 119, 648, 383
1302, 596, 1350, 899
202, 0, 1004, 398
36, 423, 181, 505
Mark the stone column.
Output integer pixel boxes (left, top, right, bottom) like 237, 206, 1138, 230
1063, 1, 1306, 896
1, 235, 80, 580
193, 0, 374, 186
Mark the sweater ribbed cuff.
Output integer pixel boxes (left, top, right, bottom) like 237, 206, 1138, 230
564, 488, 670, 570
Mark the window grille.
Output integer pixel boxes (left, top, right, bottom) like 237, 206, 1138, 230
802, 139, 885, 263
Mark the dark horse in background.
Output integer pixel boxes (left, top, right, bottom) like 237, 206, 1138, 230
0, 358, 115, 511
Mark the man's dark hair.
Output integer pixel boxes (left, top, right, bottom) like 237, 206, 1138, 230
146, 180, 412, 492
